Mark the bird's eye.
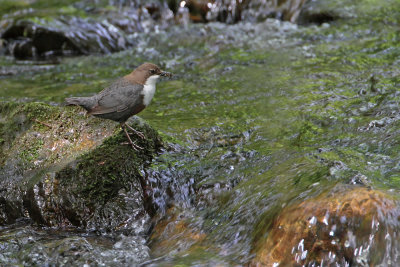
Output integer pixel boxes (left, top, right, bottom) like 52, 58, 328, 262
150, 69, 156, 74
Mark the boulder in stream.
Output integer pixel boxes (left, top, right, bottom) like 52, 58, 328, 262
0, 101, 162, 233
250, 186, 400, 266
1, 17, 133, 59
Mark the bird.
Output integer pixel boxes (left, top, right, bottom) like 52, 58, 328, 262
65, 62, 172, 150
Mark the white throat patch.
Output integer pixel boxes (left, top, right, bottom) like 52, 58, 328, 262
142, 75, 159, 106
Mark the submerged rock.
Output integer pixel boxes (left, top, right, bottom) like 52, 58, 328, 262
148, 207, 206, 258
0, 101, 162, 232
250, 186, 400, 266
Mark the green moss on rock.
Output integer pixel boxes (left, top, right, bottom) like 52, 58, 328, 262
58, 121, 162, 207
0, 101, 163, 229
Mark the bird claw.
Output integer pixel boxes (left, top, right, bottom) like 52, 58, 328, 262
121, 123, 145, 150
120, 141, 143, 150
125, 124, 146, 139
127, 130, 145, 139
122, 124, 143, 151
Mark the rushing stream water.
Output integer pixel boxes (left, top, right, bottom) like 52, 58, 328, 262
1, 0, 400, 266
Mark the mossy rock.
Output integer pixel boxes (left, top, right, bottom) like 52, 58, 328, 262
0, 101, 163, 231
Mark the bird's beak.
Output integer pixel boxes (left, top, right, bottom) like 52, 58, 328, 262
160, 71, 173, 77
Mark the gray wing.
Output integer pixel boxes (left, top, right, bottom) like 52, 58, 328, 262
89, 78, 143, 115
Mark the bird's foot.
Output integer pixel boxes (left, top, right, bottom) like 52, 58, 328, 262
122, 124, 143, 150
125, 124, 146, 139
121, 141, 143, 150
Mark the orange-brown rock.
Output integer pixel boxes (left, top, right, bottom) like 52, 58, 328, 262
250, 186, 400, 266
149, 207, 206, 257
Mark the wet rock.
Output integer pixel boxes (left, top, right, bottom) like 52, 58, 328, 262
0, 0, 181, 61
0, 102, 162, 232
169, 0, 308, 23
298, 9, 338, 25
250, 186, 400, 266
1, 20, 79, 59
297, 0, 339, 25
1, 17, 133, 59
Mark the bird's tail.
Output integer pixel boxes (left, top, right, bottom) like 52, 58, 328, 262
65, 96, 95, 111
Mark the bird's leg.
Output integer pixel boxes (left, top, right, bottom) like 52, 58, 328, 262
123, 122, 146, 139
121, 124, 143, 150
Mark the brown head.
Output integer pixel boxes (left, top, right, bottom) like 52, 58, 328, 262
125, 62, 172, 85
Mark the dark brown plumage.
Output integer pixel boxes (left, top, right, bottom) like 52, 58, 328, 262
65, 62, 172, 150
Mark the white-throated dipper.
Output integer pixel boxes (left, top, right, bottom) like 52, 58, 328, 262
65, 62, 172, 150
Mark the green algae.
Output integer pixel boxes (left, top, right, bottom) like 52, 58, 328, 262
0, 0, 85, 19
